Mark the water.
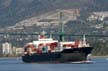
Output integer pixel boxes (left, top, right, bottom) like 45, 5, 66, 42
0, 57, 108, 71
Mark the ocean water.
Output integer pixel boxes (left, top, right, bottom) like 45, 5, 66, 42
0, 57, 108, 71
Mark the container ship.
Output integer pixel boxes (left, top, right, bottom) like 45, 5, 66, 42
22, 32, 93, 63
22, 12, 93, 63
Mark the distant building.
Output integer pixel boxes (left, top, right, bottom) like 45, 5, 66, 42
15, 48, 23, 56
0, 46, 3, 56
2, 42, 12, 56
0, 42, 23, 57
12, 47, 23, 56
87, 12, 108, 21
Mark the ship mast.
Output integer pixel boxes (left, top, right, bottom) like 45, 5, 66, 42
59, 11, 64, 41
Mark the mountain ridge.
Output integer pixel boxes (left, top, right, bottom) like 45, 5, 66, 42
0, 0, 108, 28
0, 0, 93, 28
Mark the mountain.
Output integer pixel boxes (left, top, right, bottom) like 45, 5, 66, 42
0, 0, 108, 28
0, 0, 93, 28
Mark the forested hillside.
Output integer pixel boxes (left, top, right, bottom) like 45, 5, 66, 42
0, 0, 108, 28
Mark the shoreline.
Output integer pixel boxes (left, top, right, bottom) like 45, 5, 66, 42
0, 55, 108, 58
91, 55, 108, 58
0, 56, 21, 59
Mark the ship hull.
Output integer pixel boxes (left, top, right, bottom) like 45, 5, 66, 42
22, 47, 93, 63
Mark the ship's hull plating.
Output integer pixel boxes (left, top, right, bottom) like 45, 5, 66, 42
22, 47, 93, 63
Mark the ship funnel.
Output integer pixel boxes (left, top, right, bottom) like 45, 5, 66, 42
38, 30, 46, 39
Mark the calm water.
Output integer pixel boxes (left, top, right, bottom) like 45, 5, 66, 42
0, 57, 108, 71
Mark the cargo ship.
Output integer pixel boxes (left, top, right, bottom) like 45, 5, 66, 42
22, 34, 93, 63
22, 12, 93, 63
